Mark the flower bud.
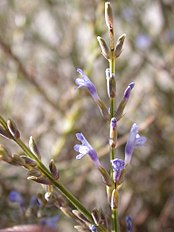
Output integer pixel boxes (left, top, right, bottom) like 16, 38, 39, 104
111, 189, 118, 210
7, 119, 20, 139
97, 36, 110, 60
27, 169, 41, 177
72, 210, 90, 223
91, 209, 100, 225
0, 144, 12, 163
0, 125, 12, 139
60, 206, 74, 218
89, 225, 97, 232
105, 2, 113, 30
11, 154, 25, 166
21, 156, 37, 167
115, 33, 126, 58
109, 117, 117, 148
29, 136, 41, 159
115, 82, 135, 121
98, 166, 112, 186
49, 159, 59, 180
96, 99, 110, 120
106, 69, 116, 98
27, 175, 51, 185
126, 216, 133, 232
45, 191, 53, 202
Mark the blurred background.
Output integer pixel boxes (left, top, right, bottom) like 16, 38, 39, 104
0, 0, 174, 231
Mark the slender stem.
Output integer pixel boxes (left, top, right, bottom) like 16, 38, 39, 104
108, 29, 120, 232
0, 115, 108, 232
112, 210, 119, 232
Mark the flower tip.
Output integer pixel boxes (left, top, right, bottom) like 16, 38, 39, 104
124, 86, 131, 100
76, 68, 83, 75
129, 82, 135, 89
126, 215, 133, 232
111, 117, 117, 128
132, 123, 138, 130
122, 33, 126, 38
75, 132, 84, 141
76, 154, 84, 160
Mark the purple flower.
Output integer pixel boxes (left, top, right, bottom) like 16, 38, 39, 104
29, 196, 42, 209
75, 69, 99, 102
126, 216, 133, 232
125, 123, 146, 165
8, 190, 24, 210
124, 82, 135, 100
90, 225, 97, 231
111, 158, 125, 183
111, 117, 117, 129
41, 215, 59, 229
74, 133, 101, 168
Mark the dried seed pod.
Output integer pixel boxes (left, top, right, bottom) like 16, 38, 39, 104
29, 136, 41, 159
49, 159, 59, 179
27, 175, 51, 185
7, 119, 20, 139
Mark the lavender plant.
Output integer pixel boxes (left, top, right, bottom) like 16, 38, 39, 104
0, 2, 147, 232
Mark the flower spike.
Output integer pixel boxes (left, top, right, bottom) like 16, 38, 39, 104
125, 123, 146, 165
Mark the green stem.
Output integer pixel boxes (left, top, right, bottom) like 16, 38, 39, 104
0, 115, 108, 232
112, 210, 119, 232
108, 40, 120, 232
16, 139, 92, 221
